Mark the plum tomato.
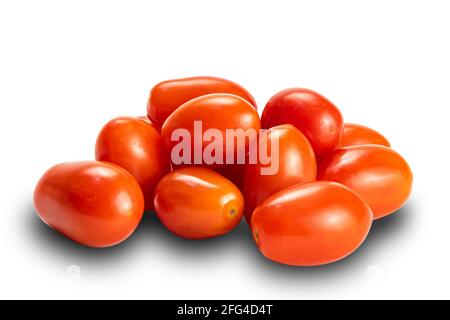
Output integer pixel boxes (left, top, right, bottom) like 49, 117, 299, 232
318, 145, 413, 219
147, 76, 257, 129
161, 93, 261, 167
261, 88, 344, 156
251, 181, 373, 266
243, 124, 316, 223
340, 123, 390, 147
33, 161, 144, 248
95, 116, 170, 211
153, 167, 244, 239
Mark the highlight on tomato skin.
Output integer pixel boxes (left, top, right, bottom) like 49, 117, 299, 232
261, 88, 344, 157
317, 145, 413, 219
95, 116, 170, 211
251, 181, 373, 266
153, 167, 244, 240
339, 123, 391, 148
242, 124, 317, 223
33, 161, 145, 248
147, 76, 257, 129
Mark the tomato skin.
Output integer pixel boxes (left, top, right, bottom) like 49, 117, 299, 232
147, 76, 257, 129
340, 123, 390, 147
318, 145, 412, 219
251, 181, 373, 266
215, 164, 245, 191
261, 88, 344, 156
136, 115, 154, 126
33, 161, 144, 248
95, 117, 170, 211
154, 167, 244, 239
161, 93, 261, 167
243, 124, 316, 223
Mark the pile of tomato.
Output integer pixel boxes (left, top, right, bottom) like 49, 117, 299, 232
33, 76, 413, 266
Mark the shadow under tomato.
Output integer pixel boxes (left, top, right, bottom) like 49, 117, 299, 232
24, 198, 416, 279
25, 205, 141, 261
237, 200, 417, 283
134, 210, 256, 259
23, 202, 254, 265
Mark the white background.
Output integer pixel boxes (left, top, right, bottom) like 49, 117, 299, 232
0, 0, 448, 299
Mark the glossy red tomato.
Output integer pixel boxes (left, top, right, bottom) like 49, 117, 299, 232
95, 117, 170, 211
251, 181, 373, 266
147, 76, 257, 129
318, 145, 413, 219
261, 88, 344, 156
161, 93, 261, 167
340, 123, 390, 147
243, 124, 316, 223
33, 161, 144, 247
154, 167, 244, 239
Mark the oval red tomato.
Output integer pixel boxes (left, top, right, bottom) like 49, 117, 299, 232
251, 181, 373, 266
33, 161, 144, 247
261, 88, 344, 156
243, 124, 316, 223
161, 93, 261, 167
95, 116, 170, 211
154, 167, 244, 239
318, 145, 413, 219
148, 76, 257, 129
340, 123, 390, 147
